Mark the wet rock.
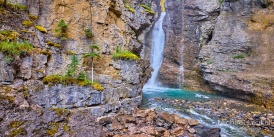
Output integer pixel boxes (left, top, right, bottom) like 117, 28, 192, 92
202, 128, 221, 137
188, 128, 196, 134
188, 118, 199, 126
155, 112, 175, 128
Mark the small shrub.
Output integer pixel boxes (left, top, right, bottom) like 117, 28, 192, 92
35, 25, 47, 33
84, 28, 94, 38
125, 4, 135, 13
46, 41, 61, 48
55, 19, 68, 40
22, 20, 33, 27
113, 47, 139, 60
66, 55, 79, 77
233, 54, 245, 59
0, 30, 20, 41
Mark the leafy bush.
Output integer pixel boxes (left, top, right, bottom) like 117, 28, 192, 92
35, 26, 47, 33
113, 47, 139, 60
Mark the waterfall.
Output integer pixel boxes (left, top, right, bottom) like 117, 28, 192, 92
146, 12, 166, 87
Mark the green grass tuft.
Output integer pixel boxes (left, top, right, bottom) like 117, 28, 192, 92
140, 4, 154, 14
55, 19, 68, 40
0, 41, 33, 57
84, 28, 94, 38
43, 75, 104, 91
113, 47, 139, 60
233, 54, 246, 59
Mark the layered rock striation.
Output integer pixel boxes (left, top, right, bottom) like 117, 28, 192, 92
0, 0, 155, 114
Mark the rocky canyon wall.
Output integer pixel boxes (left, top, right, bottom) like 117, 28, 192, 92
0, 0, 156, 135
159, 0, 274, 108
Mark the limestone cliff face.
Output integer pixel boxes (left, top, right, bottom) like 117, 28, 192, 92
200, 0, 274, 108
0, 0, 155, 115
159, 0, 219, 89
160, 0, 274, 108
0, 0, 156, 136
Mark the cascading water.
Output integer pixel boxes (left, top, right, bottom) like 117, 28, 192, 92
146, 12, 166, 87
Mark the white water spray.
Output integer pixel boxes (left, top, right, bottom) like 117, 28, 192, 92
146, 12, 166, 87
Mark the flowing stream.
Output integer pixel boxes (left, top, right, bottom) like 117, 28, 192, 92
141, 87, 254, 137
146, 12, 166, 87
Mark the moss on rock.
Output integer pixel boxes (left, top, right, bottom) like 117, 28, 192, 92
35, 26, 47, 33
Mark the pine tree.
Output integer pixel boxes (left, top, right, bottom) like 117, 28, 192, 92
66, 55, 79, 77
83, 44, 100, 83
